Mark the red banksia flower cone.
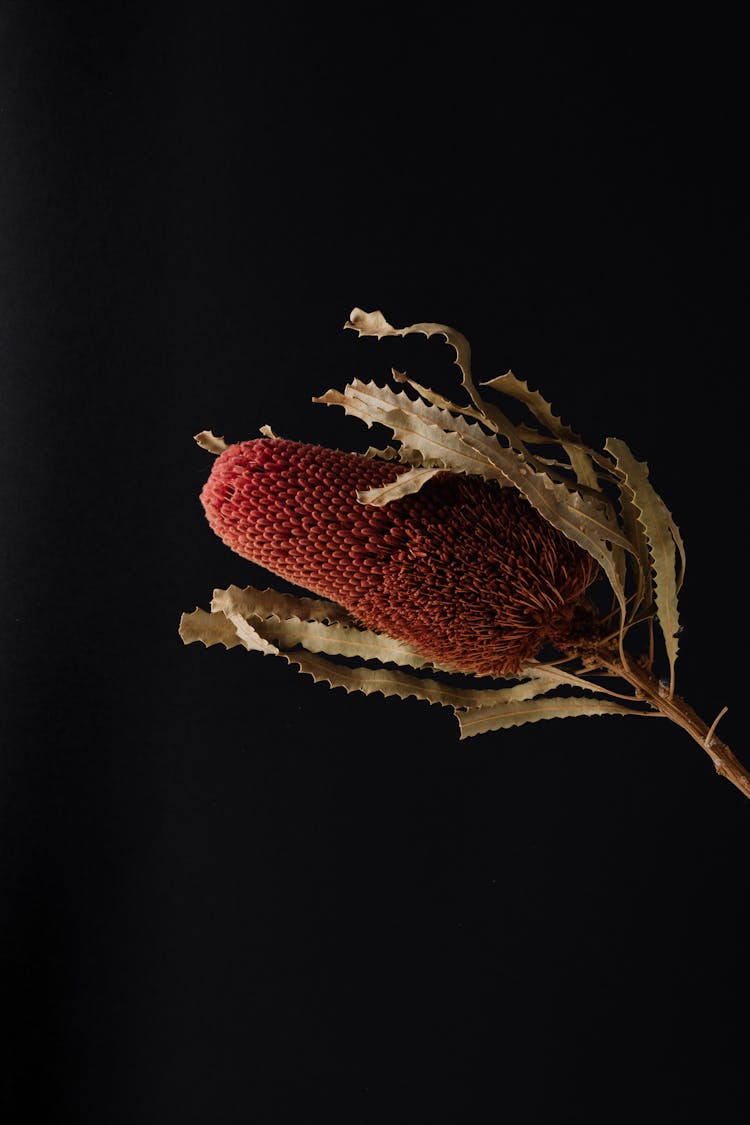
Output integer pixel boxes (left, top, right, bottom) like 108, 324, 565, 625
200, 438, 599, 677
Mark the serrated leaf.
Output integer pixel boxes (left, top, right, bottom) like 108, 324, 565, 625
344, 306, 521, 437
605, 438, 683, 690
389, 367, 531, 454
179, 607, 244, 649
614, 474, 653, 614
210, 584, 353, 625
345, 305, 478, 403
364, 444, 426, 466
481, 370, 586, 446
284, 652, 569, 710
313, 379, 510, 477
182, 591, 569, 709
194, 430, 229, 454
521, 659, 619, 694
364, 445, 400, 460
212, 585, 446, 669
184, 602, 525, 708
457, 695, 644, 739
222, 611, 280, 654
254, 613, 441, 669
357, 466, 443, 506
390, 368, 485, 421
453, 673, 563, 708
284, 651, 504, 709
481, 370, 601, 491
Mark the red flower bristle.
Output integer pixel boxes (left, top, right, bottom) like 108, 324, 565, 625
200, 438, 599, 676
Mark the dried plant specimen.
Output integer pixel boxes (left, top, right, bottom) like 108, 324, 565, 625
180, 308, 749, 801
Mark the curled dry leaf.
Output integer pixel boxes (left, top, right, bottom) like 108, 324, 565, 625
194, 430, 229, 455
605, 438, 684, 693
356, 466, 444, 506
180, 305, 749, 802
457, 696, 651, 740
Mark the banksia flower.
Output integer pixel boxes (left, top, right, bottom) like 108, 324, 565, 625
200, 438, 599, 677
180, 305, 750, 802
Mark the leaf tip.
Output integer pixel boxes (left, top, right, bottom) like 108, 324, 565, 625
194, 430, 229, 455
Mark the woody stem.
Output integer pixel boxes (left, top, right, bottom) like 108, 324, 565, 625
592, 648, 750, 802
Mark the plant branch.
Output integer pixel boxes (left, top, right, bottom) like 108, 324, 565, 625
591, 646, 750, 802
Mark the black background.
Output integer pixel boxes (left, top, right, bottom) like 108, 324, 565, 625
2, 6, 748, 1122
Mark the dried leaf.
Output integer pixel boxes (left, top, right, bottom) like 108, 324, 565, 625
453, 673, 563, 708
390, 368, 484, 421
364, 445, 400, 461
605, 439, 682, 688
210, 584, 353, 625
357, 466, 443, 506
345, 306, 477, 403
179, 607, 244, 649
344, 306, 520, 437
182, 589, 570, 709
284, 651, 507, 709
364, 444, 427, 467
481, 370, 584, 444
389, 368, 529, 454
614, 474, 652, 614
481, 370, 601, 491
212, 584, 446, 669
222, 611, 280, 654
313, 380, 509, 477
522, 659, 621, 694
457, 695, 644, 739
182, 602, 524, 708
252, 613, 441, 669
259, 424, 281, 439
194, 430, 229, 455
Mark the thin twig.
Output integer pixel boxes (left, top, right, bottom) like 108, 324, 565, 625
705, 705, 728, 749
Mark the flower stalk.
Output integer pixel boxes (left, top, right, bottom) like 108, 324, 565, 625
585, 647, 749, 799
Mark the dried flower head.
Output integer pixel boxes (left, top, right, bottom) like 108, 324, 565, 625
200, 438, 599, 677
180, 306, 749, 801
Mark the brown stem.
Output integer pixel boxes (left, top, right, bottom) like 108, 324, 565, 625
592, 648, 750, 802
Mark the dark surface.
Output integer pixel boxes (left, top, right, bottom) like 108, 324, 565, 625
1, 7, 747, 1122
